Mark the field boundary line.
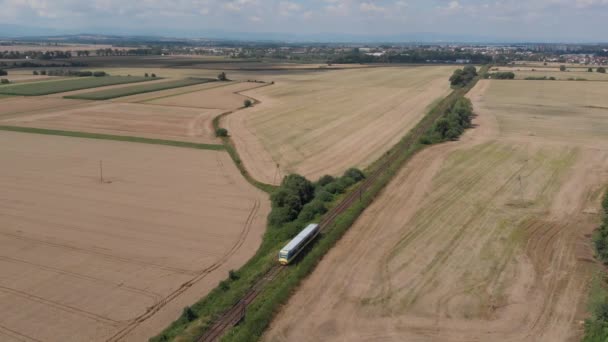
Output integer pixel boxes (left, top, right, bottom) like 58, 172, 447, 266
0, 125, 225, 151
211, 82, 277, 193
135, 80, 241, 104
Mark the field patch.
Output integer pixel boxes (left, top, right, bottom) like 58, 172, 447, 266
0, 76, 149, 96
65, 78, 215, 100
144, 81, 264, 110
264, 79, 608, 342
0, 131, 269, 342
227, 66, 455, 184
1, 102, 223, 144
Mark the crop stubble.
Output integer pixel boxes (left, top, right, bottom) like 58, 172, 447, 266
264, 79, 608, 342
225, 66, 456, 184
0, 132, 270, 342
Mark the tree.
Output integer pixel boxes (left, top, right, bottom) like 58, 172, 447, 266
560, 65, 566, 72
0, 79, 9, 84
215, 128, 228, 137
598, 67, 607, 73
33, 70, 39, 75
144, 73, 149, 77
588, 67, 594, 72
218, 72, 228, 81
0, 69, 7, 76
151, 73, 156, 78
181, 306, 198, 322
344, 168, 365, 182
244, 99, 253, 107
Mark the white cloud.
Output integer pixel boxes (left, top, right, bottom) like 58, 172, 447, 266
279, 1, 301, 16
360, 2, 385, 13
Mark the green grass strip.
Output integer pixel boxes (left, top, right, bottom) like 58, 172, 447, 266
0, 76, 150, 96
0, 125, 225, 151
65, 78, 216, 100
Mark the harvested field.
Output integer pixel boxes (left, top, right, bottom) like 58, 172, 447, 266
0, 76, 149, 96
492, 66, 608, 81
144, 81, 265, 110
111, 81, 233, 103
1, 102, 223, 144
65, 78, 215, 100
226, 66, 455, 184
0, 131, 269, 342
264, 79, 608, 342
0, 96, 86, 119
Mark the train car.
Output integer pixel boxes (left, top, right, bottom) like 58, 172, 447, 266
278, 223, 320, 265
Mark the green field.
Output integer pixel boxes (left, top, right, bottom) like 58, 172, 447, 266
65, 78, 216, 100
0, 76, 149, 96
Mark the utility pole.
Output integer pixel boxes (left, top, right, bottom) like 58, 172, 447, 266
99, 160, 104, 184
273, 163, 280, 185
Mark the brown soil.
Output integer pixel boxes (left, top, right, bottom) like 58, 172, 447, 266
144, 82, 265, 110
1, 102, 223, 144
0, 131, 269, 342
263, 79, 608, 342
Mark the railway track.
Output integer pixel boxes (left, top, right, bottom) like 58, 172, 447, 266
196, 83, 470, 342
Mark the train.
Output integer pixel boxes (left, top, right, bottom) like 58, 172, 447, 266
278, 223, 320, 265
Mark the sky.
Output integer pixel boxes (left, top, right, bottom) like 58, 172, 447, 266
1, 0, 608, 42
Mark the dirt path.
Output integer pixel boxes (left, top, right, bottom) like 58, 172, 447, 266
264, 79, 607, 342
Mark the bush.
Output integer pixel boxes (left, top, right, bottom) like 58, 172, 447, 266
93, 71, 106, 77
40, 70, 47, 75
219, 280, 230, 291
589, 68, 594, 72
487, 72, 515, 79
315, 189, 333, 202
218, 72, 228, 81
298, 200, 327, 221
450, 66, 477, 87
182, 306, 198, 322
343, 168, 365, 182
560, 65, 567, 71
151, 73, 157, 78
215, 128, 228, 137
0, 69, 7, 76
0, 79, 9, 84
229, 270, 240, 281
244, 99, 253, 107
599, 67, 607, 74
317, 175, 335, 187
33, 70, 39, 75
145, 73, 149, 77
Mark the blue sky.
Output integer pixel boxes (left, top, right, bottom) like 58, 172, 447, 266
1, 0, 607, 42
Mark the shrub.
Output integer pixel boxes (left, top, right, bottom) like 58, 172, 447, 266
0, 69, 7, 76
0, 79, 9, 84
218, 72, 228, 81
317, 175, 335, 187
298, 200, 327, 221
487, 72, 515, 79
215, 128, 228, 137
315, 189, 333, 202
182, 306, 198, 322
229, 270, 240, 281
589, 68, 594, 72
93, 71, 106, 77
599, 67, 607, 74
244, 99, 253, 107
343, 168, 365, 182
145, 73, 149, 77
33, 70, 39, 75
151, 73, 157, 77
40, 70, 47, 75
560, 65, 567, 71
219, 280, 230, 291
